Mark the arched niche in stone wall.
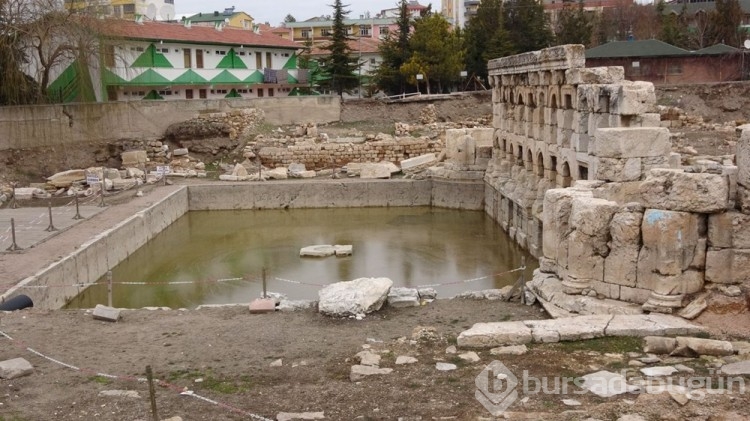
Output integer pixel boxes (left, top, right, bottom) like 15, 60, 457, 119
535, 151, 544, 177
549, 155, 558, 184
560, 161, 572, 188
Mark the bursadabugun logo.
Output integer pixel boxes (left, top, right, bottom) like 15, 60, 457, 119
475, 360, 519, 416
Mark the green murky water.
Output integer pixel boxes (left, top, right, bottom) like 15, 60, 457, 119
66, 207, 536, 309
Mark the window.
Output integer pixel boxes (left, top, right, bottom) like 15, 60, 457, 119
217, 50, 226, 55
370, 58, 376, 65
183, 48, 191, 68
196, 49, 203, 68
321, 28, 332, 36
158, 90, 173, 96
380, 26, 389, 36
667, 62, 683, 75
159, 48, 169, 54
301, 29, 311, 38
239, 51, 246, 56
359, 26, 371, 37
131, 46, 144, 52
122, 4, 135, 14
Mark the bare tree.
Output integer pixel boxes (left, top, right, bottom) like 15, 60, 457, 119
1, 0, 106, 104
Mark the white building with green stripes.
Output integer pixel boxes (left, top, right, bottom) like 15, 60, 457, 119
46, 19, 305, 103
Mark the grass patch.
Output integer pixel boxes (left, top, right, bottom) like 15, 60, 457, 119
88, 375, 114, 385
448, 356, 469, 368
0, 415, 29, 421
550, 337, 642, 354
167, 369, 252, 394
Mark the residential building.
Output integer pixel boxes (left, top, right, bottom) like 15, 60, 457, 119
43, 20, 304, 103
64, 0, 176, 21
282, 16, 399, 43
308, 37, 382, 96
663, 0, 750, 40
585, 39, 747, 83
184, 6, 255, 30
378, 1, 429, 18
442, 0, 481, 29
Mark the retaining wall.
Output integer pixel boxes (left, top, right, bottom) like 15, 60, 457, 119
4, 179, 485, 309
6, 187, 190, 309
0, 96, 341, 151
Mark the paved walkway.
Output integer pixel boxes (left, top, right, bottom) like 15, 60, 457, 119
0, 184, 184, 294
0, 201, 105, 252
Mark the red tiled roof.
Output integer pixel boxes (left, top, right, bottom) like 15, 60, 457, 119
310, 38, 381, 56
103, 19, 300, 50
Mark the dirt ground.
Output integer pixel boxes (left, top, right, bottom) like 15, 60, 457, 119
1, 301, 748, 421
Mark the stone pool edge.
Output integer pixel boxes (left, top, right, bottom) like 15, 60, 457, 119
3, 179, 487, 309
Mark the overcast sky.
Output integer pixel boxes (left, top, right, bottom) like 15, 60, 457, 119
175, 1, 410, 26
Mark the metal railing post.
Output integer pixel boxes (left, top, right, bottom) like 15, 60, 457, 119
73, 195, 84, 220
45, 201, 58, 232
6, 218, 22, 251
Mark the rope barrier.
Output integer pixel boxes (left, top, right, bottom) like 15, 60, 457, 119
10, 266, 527, 291
0, 329, 274, 421
274, 266, 526, 289
15, 277, 251, 289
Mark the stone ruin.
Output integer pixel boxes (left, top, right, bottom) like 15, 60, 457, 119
484, 44, 749, 315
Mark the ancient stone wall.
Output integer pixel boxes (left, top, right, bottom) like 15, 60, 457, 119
485, 45, 747, 313
257, 137, 442, 170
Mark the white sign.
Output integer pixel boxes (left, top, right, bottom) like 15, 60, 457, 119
156, 165, 172, 175
86, 175, 100, 185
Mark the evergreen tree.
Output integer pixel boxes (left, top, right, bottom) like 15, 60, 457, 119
284, 14, 296, 23
657, 1, 689, 48
403, 12, 464, 94
464, 0, 512, 82
555, 1, 594, 46
374, 0, 413, 95
319, 0, 359, 96
708, 0, 743, 47
503, 0, 554, 53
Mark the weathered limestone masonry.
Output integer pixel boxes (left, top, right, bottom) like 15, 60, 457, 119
484, 45, 747, 314
258, 137, 441, 169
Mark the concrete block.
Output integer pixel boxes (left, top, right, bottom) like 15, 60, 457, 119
0, 358, 34, 379
457, 321, 533, 348
640, 169, 729, 213
565, 67, 625, 85
605, 314, 705, 337
705, 249, 750, 284
92, 304, 121, 322
249, 298, 276, 314
400, 153, 437, 172
594, 127, 670, 158
611, 81, 656, 115
708, 211, 750, 249
387, 287, 420, 308
360, 163, 391, 179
